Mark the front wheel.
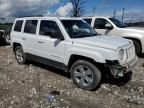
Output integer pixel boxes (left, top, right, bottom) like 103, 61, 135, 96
70, 60, 101, 91
14, 46, 27, 64
133, 40, 141, 55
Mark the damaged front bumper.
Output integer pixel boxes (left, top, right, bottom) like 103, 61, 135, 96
106, 56, 138, 78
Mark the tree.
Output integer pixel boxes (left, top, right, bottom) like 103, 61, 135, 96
70, 0, 85, 17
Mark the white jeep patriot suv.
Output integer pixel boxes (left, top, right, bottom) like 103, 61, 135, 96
11, 17, 137, 90
82, 16, 144, 55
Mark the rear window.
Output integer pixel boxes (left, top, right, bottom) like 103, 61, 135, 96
14, 20, 23, 32
83, 18, 92, 25
24, 20, 38, 34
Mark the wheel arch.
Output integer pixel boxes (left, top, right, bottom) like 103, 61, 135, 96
67, 54, 104, 72
13, 42, 22, 52
123, 37, 142, 51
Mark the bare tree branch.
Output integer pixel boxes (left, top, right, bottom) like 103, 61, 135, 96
70, 0, 86, 17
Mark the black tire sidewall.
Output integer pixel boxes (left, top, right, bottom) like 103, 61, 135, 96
15, 46, 26, 64
133, 40, 141, 55
70, 60, 101, 90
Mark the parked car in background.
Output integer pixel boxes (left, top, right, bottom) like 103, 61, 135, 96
4, 27, 12, 44
0, 30, 6, 44
82, 16, 144, 55
0, 27, 12, 44
11, 17, 137, 90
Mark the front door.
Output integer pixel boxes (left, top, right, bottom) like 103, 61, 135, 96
37, 20, 65, 64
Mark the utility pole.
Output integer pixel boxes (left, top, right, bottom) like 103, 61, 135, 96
141, 17, 143, 22
122, 8, 125, 23
132, 16, 134, 24
93, 7, 96, 16
113, 9, 116, 18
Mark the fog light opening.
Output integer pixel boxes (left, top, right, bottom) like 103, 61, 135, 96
109, 66, 125, 78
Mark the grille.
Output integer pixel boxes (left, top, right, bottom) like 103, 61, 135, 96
126, 46, 135, 62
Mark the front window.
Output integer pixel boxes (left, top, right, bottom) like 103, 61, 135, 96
109, 18, 127, 28
39, 20, 63, 38
61, 20, 97, 38
94, 18, 111, 29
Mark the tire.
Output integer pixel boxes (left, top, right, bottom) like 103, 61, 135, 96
14, 46, 26, 64
70, 60, 101, 91
133, 40, 141, 55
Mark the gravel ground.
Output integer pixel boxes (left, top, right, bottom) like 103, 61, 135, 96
0, 45, 144, 108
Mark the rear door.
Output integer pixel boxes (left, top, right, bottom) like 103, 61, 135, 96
21, 20, 38, 54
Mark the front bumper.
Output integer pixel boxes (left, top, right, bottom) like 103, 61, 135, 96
106, 56, 137, 78
122, 56, 137, 72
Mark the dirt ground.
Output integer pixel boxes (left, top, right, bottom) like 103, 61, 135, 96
0, 45, 144, 108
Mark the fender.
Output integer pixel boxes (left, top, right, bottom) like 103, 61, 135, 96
121, 33, 143, 39
121, 33, 144, 52
64, 46, 117, 65
12, 38, 25, 52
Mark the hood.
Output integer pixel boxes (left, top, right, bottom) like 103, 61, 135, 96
123, 27, 144, 33
72, 36, 131, 50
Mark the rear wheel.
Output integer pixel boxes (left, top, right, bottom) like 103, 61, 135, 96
15, 46, 26, 64
70, 60, 101, 91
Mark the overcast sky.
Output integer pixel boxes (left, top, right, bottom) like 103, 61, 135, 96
0, 0, 144, 21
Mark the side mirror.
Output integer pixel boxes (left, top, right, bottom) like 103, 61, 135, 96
105, 23, 113, 30
50, 31, 64, 40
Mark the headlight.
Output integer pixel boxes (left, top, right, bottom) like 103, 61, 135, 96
119, 49, 124, 60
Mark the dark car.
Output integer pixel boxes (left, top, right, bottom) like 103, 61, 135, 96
4, 27, 12, 44
0, 30, 6, 44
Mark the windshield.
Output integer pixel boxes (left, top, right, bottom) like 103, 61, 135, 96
83, 18, 92, 25
61, 20, 97, 38
109, 18, 127, 28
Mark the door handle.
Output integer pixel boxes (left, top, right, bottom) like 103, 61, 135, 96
22, 38, 26, 40
38, 41, 44, 43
